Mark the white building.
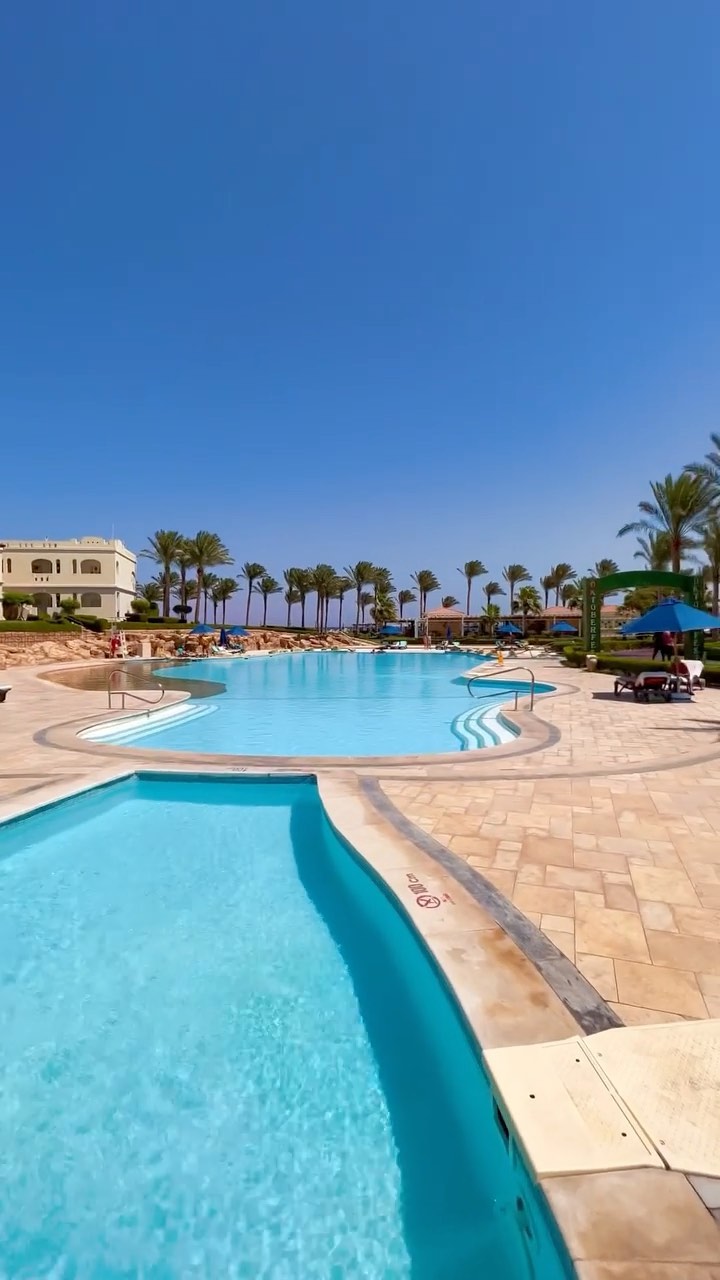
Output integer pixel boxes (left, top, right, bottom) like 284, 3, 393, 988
0, 537, 136, 621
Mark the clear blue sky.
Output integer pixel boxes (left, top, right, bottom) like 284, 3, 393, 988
2, 1, 719, 619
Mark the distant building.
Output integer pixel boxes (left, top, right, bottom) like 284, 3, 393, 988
422, 606, 465, 640
0, 537, 136, 621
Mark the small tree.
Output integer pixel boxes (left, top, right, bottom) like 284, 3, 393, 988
1, 591, 34, 621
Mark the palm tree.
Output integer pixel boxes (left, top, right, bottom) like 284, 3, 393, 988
618, 473, 710, 574
344, 561, 375, 630
253, 574, 281, 626
293, 568, 313, 629
502, 564, 531, 613
457, 559, 487, 615
685, 432, 720, 504
702, 519, 720, 615
397, 588, 416, 619
185, 532, 232, 623
212, 577, 238, 626
283, 569, 300, 627
516, 585, 542, 635
371, 592, 398, 628
562, 580, 584, 609
633, 531, 671, 572
175, 542, 194, 620
332, 575, 353, 630
240, 562, 267, 626
549, 562, 576, 605
201, 572, 219, 624
411, 569, 440, 615
484, 580, 505, 610
370, 566, 394, 613
137, 581, 161, 611
359, 590, 374, 624
539, 574, 554, 608
309, 564, 337, 631
589, 558, 619, 579
283, 586, 301, 624
141, 530, 185, 618
482, 601, 501, 636
441, 595, 459, 608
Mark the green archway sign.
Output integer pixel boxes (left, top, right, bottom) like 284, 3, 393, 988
583, 570, 706, 657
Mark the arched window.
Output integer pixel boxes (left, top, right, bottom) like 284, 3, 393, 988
80, 559, 101, 574
55, 559, 61, 574
33, 593, 53, 613
80, 592, 102, 608
31, 558, 53, 574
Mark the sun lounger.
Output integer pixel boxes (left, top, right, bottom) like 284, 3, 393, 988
669, 659, 705, 693
0, 686, 10, 703
613, 671, 672, 702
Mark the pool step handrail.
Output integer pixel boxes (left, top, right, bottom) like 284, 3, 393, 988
467, 665, 536, 711
107, 667, 166, 710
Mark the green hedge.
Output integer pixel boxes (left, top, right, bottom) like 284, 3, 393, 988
0, 620, 76, 632
563, 649, 720, 685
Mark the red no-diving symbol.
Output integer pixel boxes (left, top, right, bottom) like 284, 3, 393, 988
416, 893, 441, 909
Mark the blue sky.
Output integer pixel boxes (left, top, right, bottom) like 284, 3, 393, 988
1, 1, 719, 620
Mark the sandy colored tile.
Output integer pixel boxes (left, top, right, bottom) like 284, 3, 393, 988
603, 871, 633, 885
629, 864, 700, 907
540, 913, 574, 934
574, 848, 629, 874
521, 832, 574, 866
523, 911, 542, 926
575, 890, 605, 910
598, 836, 651, 856
639, 900, 677, 933
614, 959, 708, 1018
673, 907, 720, 941
479, 867, 516, 898
493, 848, 521, 870
698, 973, 720, 998
573, 812, 621, 837
543, 928, 575, 962
575, 904, 650, 963
513, 883, 575, 917
545, 865, 603, 892
576, 953, 618, 1002
609, 1003, 687, 1026
516, 862, 545, 885
646, 930, 720, 976
604, 883, 638, 912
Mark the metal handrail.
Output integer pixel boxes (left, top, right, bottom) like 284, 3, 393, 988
107, 668, 166, 710
467, 664, 536, 711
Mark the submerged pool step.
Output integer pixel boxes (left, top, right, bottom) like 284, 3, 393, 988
81, 701, 217, 744
451, 704, 518, 750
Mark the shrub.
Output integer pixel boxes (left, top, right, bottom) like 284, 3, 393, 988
0, 590, 34, 620
563, 649, 720, 685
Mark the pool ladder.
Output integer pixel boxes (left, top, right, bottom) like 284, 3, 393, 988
466, 665, 536, 712
107, 668, 166, 710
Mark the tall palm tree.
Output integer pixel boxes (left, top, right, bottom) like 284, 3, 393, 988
201, 572, 219, 624
212, 577, 238, 626
589, 558, 619, 579
344, 561, 375, 630
283, 568, 300, 627
483, 580, 504, 610
516, 585, 542, 636
253, 574, 281, 626
241, 562, 267, 626
539, 574, 554, 608
175, 542, 194, 620
411, 569, 440, 615
702, 519, 720, 615
457, 559, 487, 615
482, 601, 501, 636
310, 564, 337, 631
370, 566, 394, 612
141, 530, 185, 618
549, 562, 576, 605
502, 564, 531, 613
185, 532, 232, 623
397, 588, 416, 619
359, 591, 374, 624
371, 592, 398, 628
618, 473, 710, 574
685, 432, 720, 503
441, 595, 459, 608
332, 575, 353, 630
293, 568, 313, 629
137, 581, 161, 611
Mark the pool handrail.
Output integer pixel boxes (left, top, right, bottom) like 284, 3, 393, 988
467, 664, 536, 711
107, 667, 166, 710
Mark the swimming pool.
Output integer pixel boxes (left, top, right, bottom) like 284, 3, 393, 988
0, 776, 573, 1277
84, 651, 553, 756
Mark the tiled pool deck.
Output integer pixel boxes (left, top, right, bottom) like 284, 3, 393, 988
2, 656, 720, 1274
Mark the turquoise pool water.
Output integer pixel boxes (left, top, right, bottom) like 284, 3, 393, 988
0, 776, 573, 1278
87, 651, 553, 755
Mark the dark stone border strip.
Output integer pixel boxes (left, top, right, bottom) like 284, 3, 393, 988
360, 776, 622, 1036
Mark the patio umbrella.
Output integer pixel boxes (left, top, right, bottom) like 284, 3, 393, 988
550, 620, 578, 634
496, 621, 521, 636
380, 624, 402, 635
189, 623, 215, 635
620, 599, 720, 635
227, 625, 249, 637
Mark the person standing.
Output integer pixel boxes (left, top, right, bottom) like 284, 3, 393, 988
651, 632, 664, 660
662, 630, 674, 660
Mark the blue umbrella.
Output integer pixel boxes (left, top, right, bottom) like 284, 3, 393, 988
620, 599, 720, 635
380, 624, 402, 635
189, 623, 215, 635
496, 622, 522, 636
550, 620, 578, 634
227, 625, 249, 637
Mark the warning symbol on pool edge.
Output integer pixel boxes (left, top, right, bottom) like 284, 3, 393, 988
416, 893, 441, 909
